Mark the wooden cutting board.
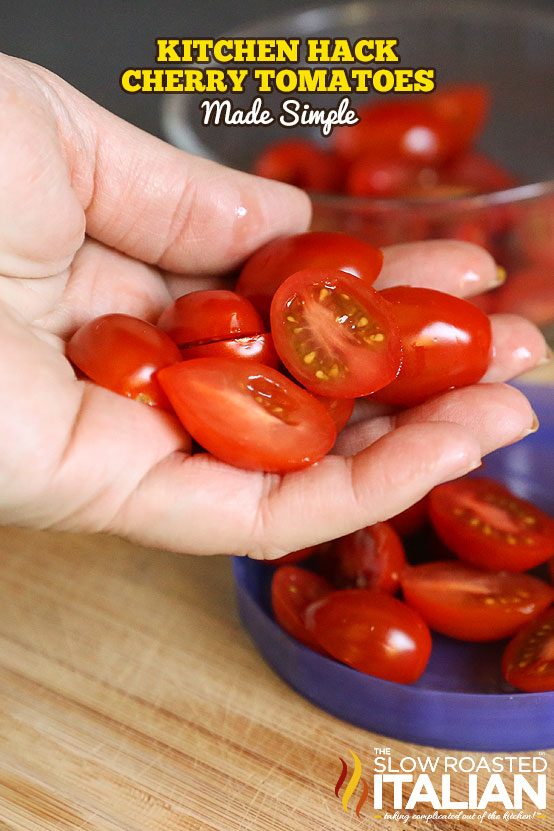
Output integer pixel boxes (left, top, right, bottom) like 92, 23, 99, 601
0, 525, 551, 831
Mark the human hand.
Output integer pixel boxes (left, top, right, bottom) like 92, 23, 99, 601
0, 54, 549, 557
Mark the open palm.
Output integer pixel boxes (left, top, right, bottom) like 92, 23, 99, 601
0, 54, 547, 557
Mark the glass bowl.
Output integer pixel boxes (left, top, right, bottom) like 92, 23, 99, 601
162, 0, 554, 338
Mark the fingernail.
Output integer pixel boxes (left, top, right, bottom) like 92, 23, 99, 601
538, 345, 553, 366
495, 264, 507, 285
527, 413, 540, 435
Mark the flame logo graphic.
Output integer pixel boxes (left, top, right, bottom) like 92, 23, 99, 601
334, 750, 369, 817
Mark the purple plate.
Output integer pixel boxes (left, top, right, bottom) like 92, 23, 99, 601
232, 383, 554, 750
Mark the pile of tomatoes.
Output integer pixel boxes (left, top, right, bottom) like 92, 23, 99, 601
270, 476, 554, 693
67, 231, 492, 473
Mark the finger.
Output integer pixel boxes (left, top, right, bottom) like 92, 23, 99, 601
29, 60, 312, 276
335, 383, 536, 458
377, 240, 502, 297
110, 422, 481, 558
481, 314, 551, 383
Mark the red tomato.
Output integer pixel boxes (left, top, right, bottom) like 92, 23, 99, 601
157, 358, 336, 472
271, 566, 331, 650
345, 157, 421, 198
265, 546, 319, 567
401, 561, 553, 642
320, 522, 406, 594
334, 101, 457, 165
428, 85, 490, 155
313, 396, 354, 432
180, 333, 279, 368
390, 497, 429, 537
493, 265, 554, 327
157, 290, 264, 347
305, 589, 432, 683
502, 607, 554, 692
442, 151, 516, 194
253, 139, 341, 193
270, 269, 402, 398
429, 478, 554, 572
67, 314, 181, 408
236, 231, 384, 320
374, 286, 492, 406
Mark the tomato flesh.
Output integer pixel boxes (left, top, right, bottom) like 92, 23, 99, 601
320, 522, 406, 594
374, 286, 492, 406
401, 561, 553, 641
157, 358, 336, 472
270, 269, 402, 398
67, 313, 181, 409
180, 333, 279, 368
305, 589, 432, 683
502, 607, 554, 692
236, 231, 384, 320
253, 138, 341, 193
158, 290, 264, 347
271, 566, 331, 650
429, 478, 554, 572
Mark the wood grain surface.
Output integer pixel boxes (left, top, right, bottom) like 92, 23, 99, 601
0, 525, 551, 831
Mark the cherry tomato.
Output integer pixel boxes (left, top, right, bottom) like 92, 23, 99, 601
334, 101, 457, 165
493, 265, 554, 327
157, 358, 336, 472
236, 231, 384, 320
271, 566, 331, 650
157, 290, 264, 347
180, 333, 279, 368
270, 269, 402, 398
390, 497, 429, 537
253, 139, 341, 193
313, 396, 355, 433
67, 313, 181, 409
374, 286, 492, 406
429, 478, 554, 572
442, 151, 516, 194
502, 607, 554, 692
401, 561, 553, 642
345, 157, 421, 198
320, 522, 406, 594
427, 85, 490, 155
265, 545, 319, 567
305, 589, 432, 683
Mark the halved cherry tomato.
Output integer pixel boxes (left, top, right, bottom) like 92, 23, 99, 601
374, 286, 492, 406
401, 561, 553, 641
236, 231, 384, 320
271, 566, 331, 650
180, 333, 279, 367
427, 85, 490, 156
502, 607, 554, 692
157, 290, 264, 347
390, 497, 429, 537
270, 269, 402, 398
334, 101, 457, 165
305, 589, 432, 683
313, 396, 354, 433
442, 151, 516, 194
319, 522, 406, 594
345, 157, 421, 198
67, 313, 181, 409
253, 138, 342, 193
429, 478, 554, 572
157, 358, 336, 472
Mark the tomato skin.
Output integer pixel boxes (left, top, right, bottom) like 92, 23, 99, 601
334, 101, 457, 165
157, 290, 264, 347
270, 269, 402, 398
374, 287, 492, 406
313, 396, 354, 433
265, 545, 318, 567
390, 497, 429, 537
157, 358, 336, 472
442, 151, 516, 194
428, 85, 490, 155
236, 232, 384, 321
67, 314, 181, 409
180, 333, 279, 368
320, 522, 406, 594
271, 566, 332, 650
253, 139, 342, 193
345, 157, 421, 198
429, 478, 554, 573
502, 607, 554, 692
401, 561, 554, 642
305, 589, 432, 683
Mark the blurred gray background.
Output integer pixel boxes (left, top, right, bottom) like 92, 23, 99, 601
0, 0, 552, 138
